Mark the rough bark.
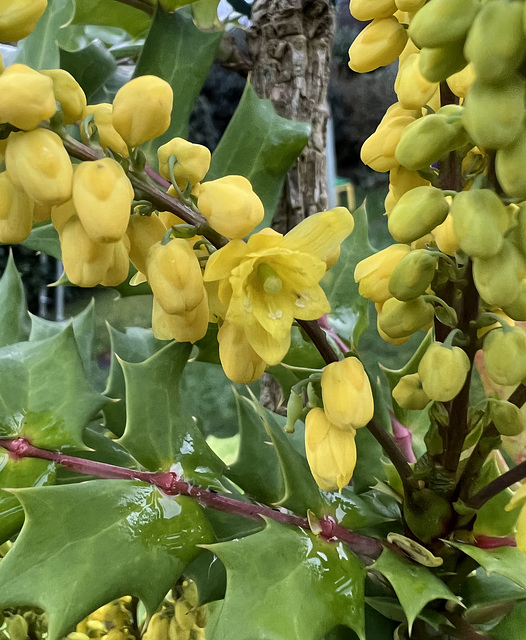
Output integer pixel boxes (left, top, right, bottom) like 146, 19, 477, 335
248, 0, 335, 233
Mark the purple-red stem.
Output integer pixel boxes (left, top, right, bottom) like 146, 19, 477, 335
1, 438, 382, 558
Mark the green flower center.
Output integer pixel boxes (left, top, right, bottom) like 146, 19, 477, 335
257, 263, 282, 294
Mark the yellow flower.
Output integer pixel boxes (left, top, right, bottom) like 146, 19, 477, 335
305, 408, 357, 492
354, 244, 411, 304
81, 104, 128, 157
0, 64, 56, 130
0, 171, 33, 243
151, 297, 209, 344
0, 0, 47, 42
40, 69, 86, 125
321, 357, 374, 430
218, 321, 267, 383
203, 207, 355, 365
158, 137, 211, 186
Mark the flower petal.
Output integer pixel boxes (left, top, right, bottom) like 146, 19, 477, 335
244, 315, 291, 365
203, 239, 247, 282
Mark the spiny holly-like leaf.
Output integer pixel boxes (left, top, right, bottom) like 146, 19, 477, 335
29, 300, 101, 390
0, 253, 30, 349
22, 223, 61, 260
134, 5, 222, 168
207, 82, 310, 230
489, 600, 526, 640
60, 34, 118, 99
322, 201, 374, 347
0, 452, 55, 545
15, 0, 76, 70
370, 548, 461, 634
117, 341, 225, 485
325, 488, 400, 532
204, 519, 366, 640
71, 0, 151, 36
446, 542, 526, 590
462, 570, 526, 625
0, 480, 213, 640
103, 325, 167, 437
0, 326, 107, 450
365, 597, 453, 632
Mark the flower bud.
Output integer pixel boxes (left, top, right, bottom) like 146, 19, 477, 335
473, 240, 526, 308
147, 239, 206, 316
72, 158, 134, 243
350, 0, 397, 21
218, 321, 267, 383
388, 249, 437, 301
378, 296, 434, 339
361, 115, 416, 172
483, 327, 526, 386
389, 165, 431, 201
151, 296, 209, 344
6, 129, 73, 205
348, 17, 407, 73
418, 342, 470, 402
376, 308, 410, 345
321, 357, 374, 430
502, 279, 526, 322
60, 217, 114, 287
446, 63, 476, 99
495, 127, 526, 201
451, 189, 509, 259
0, 0, 47, 42
392, 373, 430, 410
354, 244, 411, 303
408, 0, 480, 48
432, 214, 459, 256
100, 236, 131, 288
51, 199, 76, 236
388, 186, 450, 243
0, 171, 33, 243
112, 75, 173, 148
158, 138, 211, 186
198, 175, 264, 239
126, 213, 166, 276
81, 104, 128, 157
0, 64, 56, 130
489, 399, 524, 437
305, 408, 357, 492
395, 53, 438, 110
419, 41, 468, 84
40, 69, 87, 125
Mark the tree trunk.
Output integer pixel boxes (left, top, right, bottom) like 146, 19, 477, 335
248, 0, 335, 234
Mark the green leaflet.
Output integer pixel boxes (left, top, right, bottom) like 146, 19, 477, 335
207, 82, 310, 230
15, 0, 75, 70
117, 341, 225, 486
489, 600, 526, 640
134, 5, 223, 168
22, 223, 61, 261
0, 254, 30, 349
71, 0, 151, 36
0, 480, 213, 640
322, 201, 374, 347
446, 542, 526, 590
462, 570, 526, 625
370, 548, 461, 634
204, 520, 366, 640
0, 325, 107, 450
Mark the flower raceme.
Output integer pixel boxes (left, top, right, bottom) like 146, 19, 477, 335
204, 207, 355, 368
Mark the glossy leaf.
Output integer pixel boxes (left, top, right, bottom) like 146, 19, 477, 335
0, 480, 213, 640
322, 201, 374, 346
207, 82, 310, 229
489, 600, 526, 640
72, 0, 151, 36
60, 37, 118, 99
462, 570, 526, 624
22, 223, 61, 260
0, 326, 107, 450
117, 341, 225, 485
103, 325, 166, 437
134, 5, 222, 167
0, 254, 30, 349
325, 488, 400, 531
446, 542, 526, 590
370, 548, 461, 633
205, 520, 366, 640
16, 0, 76, 70
0, 453, 55, 545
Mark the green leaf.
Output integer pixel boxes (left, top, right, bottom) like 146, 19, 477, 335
365, 597, 453, 632
103, 325, 167, 437
370, 548, 461, 634
0, 453, 55, 545
205, 520, 366, 640
134, 5, 222, 168
489, 600, 526, 640
0, 326, 107, 450
0, 253, 30, 349
207, 82, 310, 229
322, 201, 375, 346
462, 570, 526, 625
15, 0, 76, 70
325, 488, 400, 531
72, 0, 151, 36
29, 300, 101, 390
60, 37, 118, 99
22, 223, 61, 260
446, 542, 526, 590
117, 341, 225, 485
0, 480, 213, 640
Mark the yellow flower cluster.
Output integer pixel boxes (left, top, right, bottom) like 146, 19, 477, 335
348, 0, 526, 410
305, 357, 374, 492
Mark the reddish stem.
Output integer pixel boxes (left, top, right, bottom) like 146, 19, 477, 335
1, 438, 382, 558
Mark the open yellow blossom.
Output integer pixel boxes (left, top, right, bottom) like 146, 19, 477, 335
203, 207, 355, 365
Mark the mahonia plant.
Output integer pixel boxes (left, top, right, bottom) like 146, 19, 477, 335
1, 1, 526, 639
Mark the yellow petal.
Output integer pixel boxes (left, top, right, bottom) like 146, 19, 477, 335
243, 316, 291, 365
284, 207, 354, 263
218, 321, 267, 383
203, 239, 247, 282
